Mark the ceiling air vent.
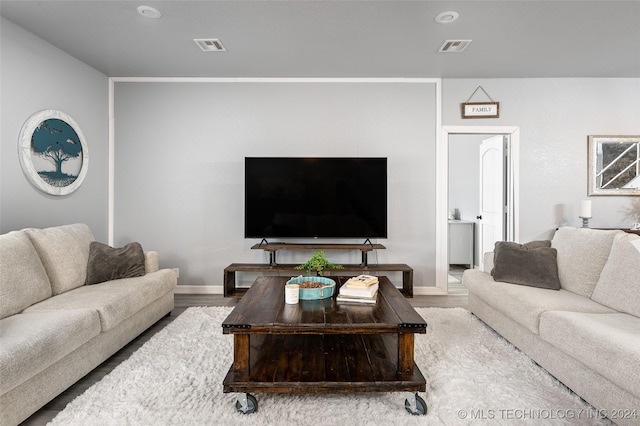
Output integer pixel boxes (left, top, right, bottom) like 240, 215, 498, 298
194, 38, 226, 52
439, 40, 472, 53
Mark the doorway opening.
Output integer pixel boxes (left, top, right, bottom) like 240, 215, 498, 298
436, 126, 520, 294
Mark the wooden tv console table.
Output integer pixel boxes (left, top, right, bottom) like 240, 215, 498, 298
224, 242, 414, 298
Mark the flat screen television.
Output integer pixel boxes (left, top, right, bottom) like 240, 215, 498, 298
245, 157, 387, 239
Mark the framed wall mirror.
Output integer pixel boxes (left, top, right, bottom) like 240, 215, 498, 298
588, 135, 640, 196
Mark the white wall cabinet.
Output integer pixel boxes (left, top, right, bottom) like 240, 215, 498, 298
448, 220, 475, 268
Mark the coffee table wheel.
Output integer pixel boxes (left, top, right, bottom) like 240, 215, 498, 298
235, 393, 258, 414
404, 392, 427, 416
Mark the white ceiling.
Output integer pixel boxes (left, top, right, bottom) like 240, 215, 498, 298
1, 0, 639, 78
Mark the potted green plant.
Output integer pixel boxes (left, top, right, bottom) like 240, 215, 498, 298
295, 250, 343, 276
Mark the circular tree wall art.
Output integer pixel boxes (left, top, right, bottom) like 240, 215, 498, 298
18, 110, 89, 196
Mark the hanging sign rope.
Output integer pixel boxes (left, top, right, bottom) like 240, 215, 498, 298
461, 86, 500, 118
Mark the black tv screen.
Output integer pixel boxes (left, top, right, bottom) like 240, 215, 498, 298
245, 157, 387, 239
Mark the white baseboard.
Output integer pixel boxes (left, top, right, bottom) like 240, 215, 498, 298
174, 284, 448, 296
174, 285, 224, 294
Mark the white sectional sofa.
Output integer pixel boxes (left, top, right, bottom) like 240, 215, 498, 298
464, 227, 640, 426
0, 223, 177, 426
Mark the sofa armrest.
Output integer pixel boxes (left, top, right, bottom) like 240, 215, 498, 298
144, 251, 159, 273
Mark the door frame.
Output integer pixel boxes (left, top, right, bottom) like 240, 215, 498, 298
435, 126, 520, 294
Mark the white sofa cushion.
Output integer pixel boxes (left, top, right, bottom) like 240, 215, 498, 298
551, 227, 621, 297
0, 231, 52, 319
539, 311, 640, 398
23, 269, 176, 332
591, 232, 640, 317
25, 223, 94, 295
464, 269, 614, 334
0, 309, 100, 395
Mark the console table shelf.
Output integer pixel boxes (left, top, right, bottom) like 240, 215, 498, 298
224, 263, 413, 298
227, 242, 411, 298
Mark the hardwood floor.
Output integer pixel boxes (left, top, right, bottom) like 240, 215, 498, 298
20, 279, 468, 426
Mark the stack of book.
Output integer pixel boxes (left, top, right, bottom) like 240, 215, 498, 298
336, 275, 379, 304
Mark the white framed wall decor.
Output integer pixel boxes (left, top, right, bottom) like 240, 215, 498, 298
18, 110, 89, 196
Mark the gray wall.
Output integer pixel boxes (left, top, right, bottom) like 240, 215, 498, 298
113, 81, 437, 287
0, 18, 109, 239
3, 21, 639, 289
443, 78, 640, 242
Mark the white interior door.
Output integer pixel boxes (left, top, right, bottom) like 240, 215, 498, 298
478, 135, 505, 270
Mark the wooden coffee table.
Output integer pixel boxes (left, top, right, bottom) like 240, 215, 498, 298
222, 276, 428, 415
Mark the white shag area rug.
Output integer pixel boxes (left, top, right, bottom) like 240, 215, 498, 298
49, 307, 611, 426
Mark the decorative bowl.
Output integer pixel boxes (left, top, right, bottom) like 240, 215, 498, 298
286, 276, 336, 300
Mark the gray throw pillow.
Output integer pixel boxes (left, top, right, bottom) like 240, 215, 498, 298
85, 241, 146, 285
491, 240, 561, 290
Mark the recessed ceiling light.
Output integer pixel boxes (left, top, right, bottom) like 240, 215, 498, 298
435, 11, 459, 24
137, 6, 162, 19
